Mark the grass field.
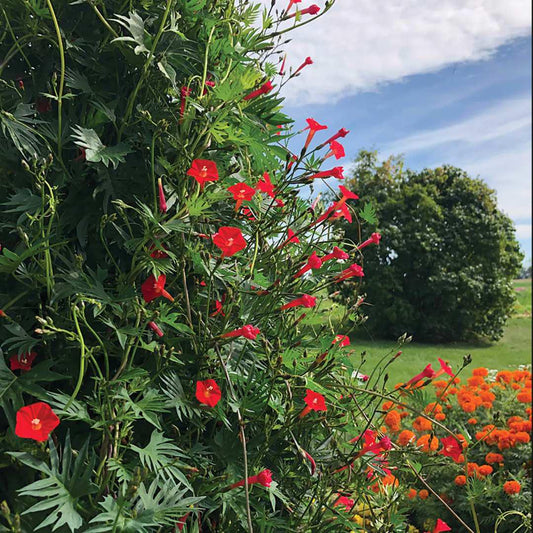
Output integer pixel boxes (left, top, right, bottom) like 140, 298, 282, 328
311, 280, 531, 385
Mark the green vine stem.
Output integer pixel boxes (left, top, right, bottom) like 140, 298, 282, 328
45, 0, 65, 153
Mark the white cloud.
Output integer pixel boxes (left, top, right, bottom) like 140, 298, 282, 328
260, 0, 531, 105
515, 224, 532, 240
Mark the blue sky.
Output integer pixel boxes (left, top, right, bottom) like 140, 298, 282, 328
273, 1, 532, 264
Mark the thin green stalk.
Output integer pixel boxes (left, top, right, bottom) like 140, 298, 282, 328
88, 1, 119, 38
45, 0, 66, 152
65, 306, 88, 410
118, 0, 173, 140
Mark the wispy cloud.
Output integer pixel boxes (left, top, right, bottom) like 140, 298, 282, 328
261, 0, 531, 105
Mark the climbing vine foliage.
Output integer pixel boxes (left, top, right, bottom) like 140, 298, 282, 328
0, 0, 403, 531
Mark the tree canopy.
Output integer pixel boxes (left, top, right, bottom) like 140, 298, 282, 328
338, 150, 524, 342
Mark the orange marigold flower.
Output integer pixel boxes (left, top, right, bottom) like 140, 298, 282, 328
397, 430, 416, 446
460, 401, 477, 413
455, 475, 467, 486
517, 389, 532, 403
382, 474, 399, 487
513, 431, 531, 444
485, 452, 504, 465
478, 465, 493, 477
472, 367, 489, 377
496, 371, 513, 384
468, 418, 478, 425
413, 416, 432, 431
467, 462, 480, 477
433, 380, 448, 389
417, 434, 439, 453
384, 410, 402, 432
407, 488, 417, 499
503, 480, 521, 495
468, 376, 485, 387
418, 489, 429, 500
435, 413, 446, 421
455, 434, 469, 449
425, 402, 443, 414
382, 400, 394, 410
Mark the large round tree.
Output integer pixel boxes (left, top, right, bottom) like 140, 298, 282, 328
339, 150, 524, 342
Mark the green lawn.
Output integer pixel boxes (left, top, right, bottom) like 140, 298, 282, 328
310, 280, 531, 385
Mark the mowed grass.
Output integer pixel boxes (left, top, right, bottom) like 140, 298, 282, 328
309, 280, 531, 385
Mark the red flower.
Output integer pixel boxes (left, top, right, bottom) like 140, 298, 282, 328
307, 166, 345, 180
299, 389, 327, 418
334, 263, 364, 282
440, 436, 463, 461
322, 246, 349, 262
280, 294, 317, 310
294, 56, 313, 76
10, 351, 37, 372
358, 232, 381, 250
302, 448, 316, 474
303, 118, 328, 149
157, 178, 167, 213
221, 324, 260, 340
433, 518, 451, 533
149, 244, 169, 259
15, 402, 60, 442
434, 357, 454, 378
187, 159, 219, 189
148, 321, 164, 337
212, 226, 247, 257
141, 274, 175, 303
176, 513, 190, 532
315, 202, 353, 225
230, 468, 273, 489
196, 379, 221, 407
320, 127, 350, 147
256, 172, 282, 204
288, 229, 300, 243
243, 81, 273, 101
210, 300, 225, 317
334, 495, 354, 511
353, 371, 370, 382
0, 309, 6, 318
294, 251, 323, 278
406, 364, 436, 386
228, 183, 256, 211
285, 0, 302, 13
332, 335, 350, 347
279, 53, 288, 75
325, 140, 345, 160
179, 86, 191, 120
286, 4, 320, 17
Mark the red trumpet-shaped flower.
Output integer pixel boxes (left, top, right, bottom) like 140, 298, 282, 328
286, 4, 320, 17
15, 402, 60, 442
149, 243, 169, 259
406, 364, 436, 386
334, 495, 355, 512
432, 519, 451, 533
440, 436, 463, 461
334, 263, 364, 282
148, 321, 164, 337
196, 379, 221, 407
256, 171, 276, 197
0, 309, 6, 318
179, 86, 191, 120
355, 435, 392, 459
324, 140, 345, 160
300, 448, 316, 475
285, 0, 301, 13
287, 229, 300, 243
227, 183, 256, 211
320, 127, 350, 147
243, 80, 273, 101
322, 246, 349, 262
280, 294, 317, 310
141, 274, 175, 303
187, 159, 219, 189
333, 335, 350, 347
315, 202, 352, 225
221, 324, 260, 340
210, 299, 225, 317
358, 232, 381, 250
294, 56, 313, 76
303, 118, 327, 149
294, 251, 323, 278
353, 371, 370, 382
279, 53, 287, 75
307, 166, 345, 180
157, 178, 167, 213
299, 389, 327, 418
213, 226, 246, 258
434, 357, 454, 379
10, 351, 37, 372
176, 513, 190, 532
287, 154, 298, 170
230, 468, 273, 489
